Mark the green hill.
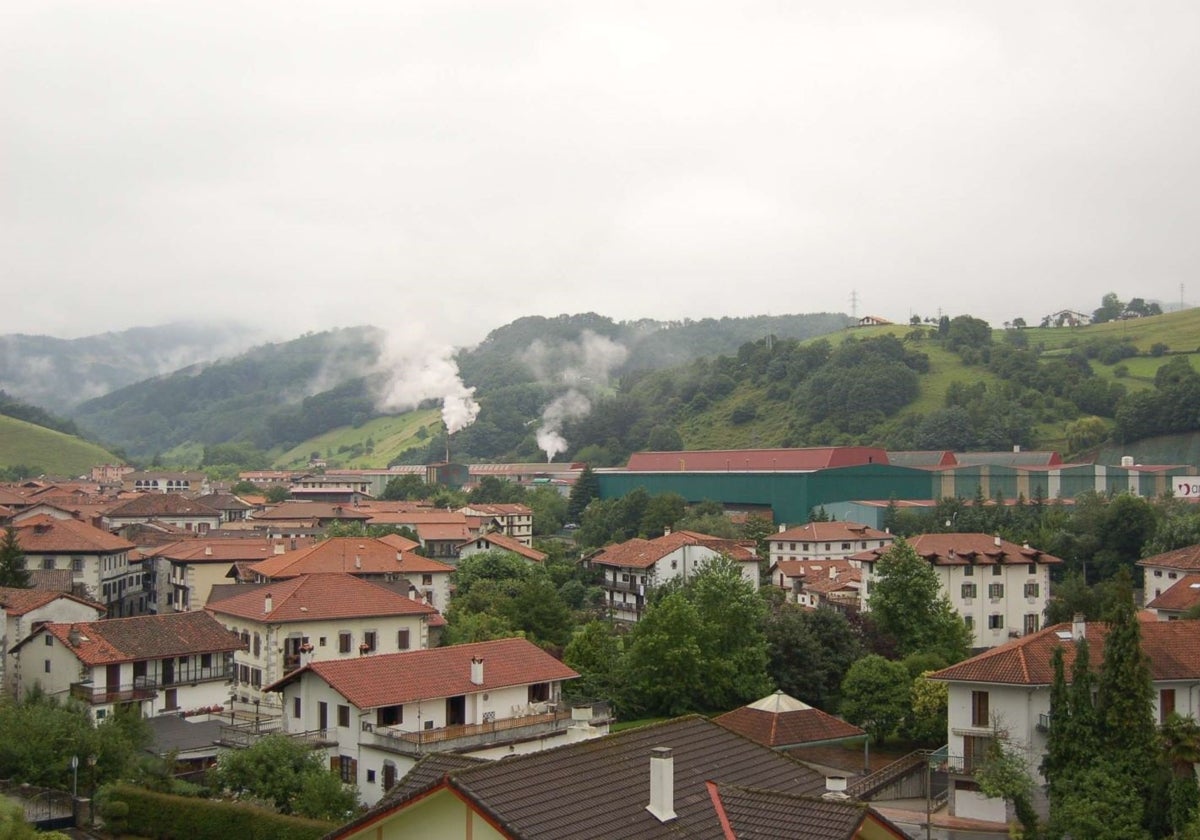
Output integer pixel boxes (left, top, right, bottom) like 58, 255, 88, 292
273, 410, 442, 470
0, 415, 120, 477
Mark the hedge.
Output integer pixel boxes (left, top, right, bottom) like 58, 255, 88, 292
104, 783, 336, 840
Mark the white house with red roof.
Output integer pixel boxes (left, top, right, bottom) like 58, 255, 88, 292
9, 610, 244, 720
586, 530, 760, 622
458, 503, 534, 546
0, 586, 105, 698
853, 534, 1061, 648
769, 521, 893, 569
14, 515, 141, 617
1138, 544, 1200, 606
103, 493, 222, 534
264, 637, 606, 806
1146, 574, 1200, 620
769, 559, 863, 611
205, 573, 438, 712
457, 531, 547, 567
929, 619, 1200, 822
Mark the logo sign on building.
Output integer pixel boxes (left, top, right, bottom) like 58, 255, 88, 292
1173, 477, 1200, 498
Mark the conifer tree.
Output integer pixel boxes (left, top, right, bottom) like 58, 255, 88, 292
0, 526, 29, 588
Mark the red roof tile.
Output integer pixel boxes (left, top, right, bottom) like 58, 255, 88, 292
144, 537, 317, 563
774, 521, 892, 542
461, 532, 546, 562
1138, 544, 1200, 572
851, 533, 1061, 567
590, 530, 758, 570
714, 692, 866, 747
267, 637, 577, 709
204, 574, 435, 623
104, 494, 221, 518
930, 619, 1200, 685
15, 516, 134, 553
248, 537, 408, 579
1147, 576, 1200, 613
25, 611, 245, 665
0, 586, 104, 616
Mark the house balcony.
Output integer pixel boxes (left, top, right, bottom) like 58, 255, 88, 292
360, 703, 608, 756
70, 681, 158, 705
606, 578, 646, 594
161, 666, 235, 687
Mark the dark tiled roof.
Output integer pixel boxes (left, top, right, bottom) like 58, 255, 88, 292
450, 716, 827, 840
382, 753, 487, 806
26, 610, 245, 665
105, 494, 221, 518
711, 783, 903, 840
850, 533, 1061, 567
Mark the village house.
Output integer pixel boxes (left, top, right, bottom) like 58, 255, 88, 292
103, 493, 223, 535
323, 715, 906, 839
1138, 544, 1200, 606
713, 690, 868, 757
121, 470, 207, 494
1146, 574, 1200, 619
204, 573, 438, 713
13, 515, 143, 617
769, 521, 894, 567
768, 558, 863, 611
929, 618, 1200, 823
8, 610, 244, 720
853, 534, 1061, 648
457, 531, 547, 567
265, 637, 604, 807
0, 586, 105, 698
247, 501, 373, 537
458, 503, 534, 545
586, 530, 760, 622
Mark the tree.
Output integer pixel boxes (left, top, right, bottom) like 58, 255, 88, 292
1093, 292, 1126, 324
264, 484, 290, 504
0, 800, 70, 840
380, 474, 429, 501
210, 734, 357, 818
467, 476, 526, 504
764, 605, 863, 711
866, 539, 971, 663
974, 734, 1039, 838
566, 464, 600, 523
0, 527, 29, 588
562, 621, 625, 708
839, 655, 909, 744
623, 591, 707, 716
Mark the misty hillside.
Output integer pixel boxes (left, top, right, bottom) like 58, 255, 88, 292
69, 312, 853, 462
0, 321, 264, 412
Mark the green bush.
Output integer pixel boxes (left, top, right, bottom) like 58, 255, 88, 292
103, 783, 334, 840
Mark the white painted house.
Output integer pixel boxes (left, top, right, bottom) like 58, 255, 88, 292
1138, 544, 1200, 606
853, 534, 1061, 648
930, 618, 1200, 823
769, 521, 893, 567
585, 530, 760, 622
0, 587, 105, 699
265, 637, 607, 806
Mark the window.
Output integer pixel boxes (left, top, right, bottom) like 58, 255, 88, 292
824, 543, 830, 550
1024, 613, 1039, 635
378, 705, 402, 726
73, 558, 83, 573
366, 769, 376, 784
201, 653, 213, 669
988, 583, 1004, 599
339, 632, 352, 654
1169, 572, 1178, 579
293, 697, 301, 719
44, 659, 51, 673
42, 557, 55, 570
963, 564, 974, 577
253, 633, 261, 657
319, 636, 327, 647
789, 542, 796, 551
964, 615, 974, 630
988, 614, 1004, 630
841, 542, 851, 550
971, 690, 990, 727
421, 574, 433, 586
962, 735, 993, 772
1027, 563, 1037, 574
1162, 688, 1177, 721
337, 705, 350, 728
961, 583, 977, 599
1155, 570, 1163, 577
1024, 582, 1040, 598
397, 629, 410, 650
44, 635, 53, 646
362, 631, 377, 653
332, 755, 357, 784
992, 565, 1002, 576
250, 668, 262, 688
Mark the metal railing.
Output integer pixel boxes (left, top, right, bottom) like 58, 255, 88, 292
70, 682, 158, 704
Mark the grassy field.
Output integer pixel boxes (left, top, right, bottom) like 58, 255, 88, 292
0, 415, 119, 476
273, 409, 442, 469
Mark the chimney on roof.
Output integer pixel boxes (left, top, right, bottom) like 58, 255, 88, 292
778, 524, 786, 533
663, 526, 671, 536
1072, 613, 1086, 640
470, 657, 484, 686
994, 534, 1002, 547
68, 627, 82, 647
204, 545, 213, 556
264, 593, 273, 614
823, 775, 850, 801
274, 543, 285, 555
829, 567, 837, 580
646, 748, 677, 822
1013, 444, 1021, 453
355, 555, 362, 570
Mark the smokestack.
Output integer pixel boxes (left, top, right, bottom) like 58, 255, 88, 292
646, 748, 676, 822
1072, 613, 1086, 641
264, 593, 273, 614
470, 657, 484, 686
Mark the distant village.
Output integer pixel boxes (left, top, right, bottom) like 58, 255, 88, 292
2, 443, 1198, 838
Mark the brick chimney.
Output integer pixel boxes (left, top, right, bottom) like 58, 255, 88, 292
646, 747, 676, 822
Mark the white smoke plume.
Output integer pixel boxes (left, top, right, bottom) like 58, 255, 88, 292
373, 331, 480, 434
525, 331, 629, 460
535, 390, 592, 462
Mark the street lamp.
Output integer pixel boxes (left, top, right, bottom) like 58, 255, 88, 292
71, 755, 79, 798
86, 754, 97, 827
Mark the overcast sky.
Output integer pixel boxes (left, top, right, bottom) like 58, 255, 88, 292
5, 2, 1200, 345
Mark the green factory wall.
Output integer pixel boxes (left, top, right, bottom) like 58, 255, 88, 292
595, 465, 935, 526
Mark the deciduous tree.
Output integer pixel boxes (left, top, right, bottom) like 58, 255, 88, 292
866, 539, 971, 663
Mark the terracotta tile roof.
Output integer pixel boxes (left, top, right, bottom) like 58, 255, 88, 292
144, 537, 317, 563
0, 586, 103, 616
22, 611, 245, 665
713, 691, 866, 747
247, 537, 408, 579
929, 619, 1200, 685
15, 515, 134, 553
461, 532, 546, 562
204, 573, 435, 623
268, 637, 577, 709
366, 511, 469, 525
850, 533, 1062, 567
709, 782, 904, 840
590, 530, 759, 570
1138, 544, 1200, 572
771, 559, 856, 581
376, 533, 420, 553
625, 447, 891, 473
394, 554, 455, 575
104, 493, 221, 518
194, 493, 252, 511
774, 521, 892, 542
1147, 576, 1200, 613
251, 502, 372, 522
417, 522, 472, 542
803, 568, 862, 596
461, 503, 532, 517
25, 569, 75, 592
